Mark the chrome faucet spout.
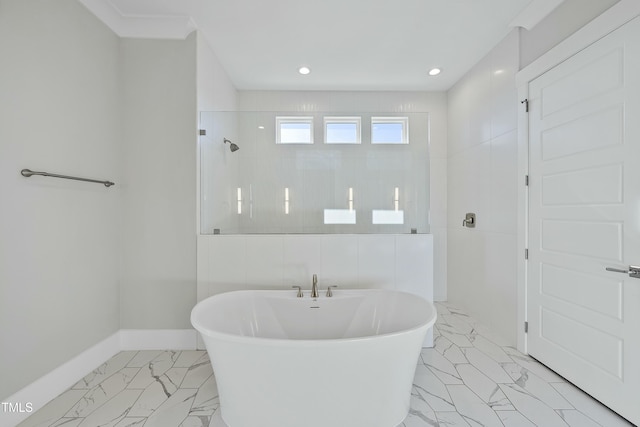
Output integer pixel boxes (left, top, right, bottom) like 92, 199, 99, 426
311, 274, 319, 298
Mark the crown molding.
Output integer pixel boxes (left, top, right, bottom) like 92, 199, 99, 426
78, 0, 197, 39
509, 0, 565, 30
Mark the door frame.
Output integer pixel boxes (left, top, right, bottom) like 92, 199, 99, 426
515, 0, 640, 354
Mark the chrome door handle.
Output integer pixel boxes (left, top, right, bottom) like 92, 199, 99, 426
605, 266, 640, 278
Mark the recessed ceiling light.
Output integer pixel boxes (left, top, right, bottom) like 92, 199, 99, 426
298, 66, 311, 75
428, 68, 441, 76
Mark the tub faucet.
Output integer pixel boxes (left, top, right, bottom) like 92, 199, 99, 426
311, 274, 319, 298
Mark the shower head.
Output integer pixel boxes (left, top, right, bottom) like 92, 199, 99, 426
223, 138, 240, 152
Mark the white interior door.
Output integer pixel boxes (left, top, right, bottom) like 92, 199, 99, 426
527, 16, 640, 425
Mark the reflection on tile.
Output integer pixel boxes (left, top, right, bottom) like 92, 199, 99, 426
18, 305, 629, 427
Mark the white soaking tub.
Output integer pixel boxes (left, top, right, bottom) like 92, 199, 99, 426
191, 289, 437, 427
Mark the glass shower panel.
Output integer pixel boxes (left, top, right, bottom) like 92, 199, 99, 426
199, 111, 430, 235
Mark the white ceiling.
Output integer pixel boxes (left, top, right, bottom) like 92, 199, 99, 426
80, 0, 554, 91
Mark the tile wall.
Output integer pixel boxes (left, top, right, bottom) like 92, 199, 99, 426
447, 30, 520, 345
197, 234, 434, 346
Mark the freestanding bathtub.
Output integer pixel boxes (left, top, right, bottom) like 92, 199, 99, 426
191, 288, 437, 427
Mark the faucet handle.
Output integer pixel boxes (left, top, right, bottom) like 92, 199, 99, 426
326, 285, 338, 297
292, 286, 303, 298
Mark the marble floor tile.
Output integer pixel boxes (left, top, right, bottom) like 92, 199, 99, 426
65, 368, 139, 418
501, 363, 572, 409
401, 391, 439, 426
144, 389, 198, 427
16, 302, 632, 427
113, 417, 146, 427
421, 348, 464, 385
462, 347, 513, 384
435, 411, 472, 426
434, 335, 469, 365
455, 364, 514, 410
77, 389, 142, 427
499, 383, 569, 427
412, 366, 455, 412
551, 382, 634, 427
71, 352, 137, 390
496, 410, 536, 427
15, 390, 86, 427
447, 384, 504, 427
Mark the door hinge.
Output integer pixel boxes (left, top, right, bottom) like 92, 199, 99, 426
521, 99, 529, 112
525, 175, 529, 186
525, 248, 529, 260
199, 129, 206, 136
524, 321, 529, 333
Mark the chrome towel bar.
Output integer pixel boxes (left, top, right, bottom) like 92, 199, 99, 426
21, 169, 115, 187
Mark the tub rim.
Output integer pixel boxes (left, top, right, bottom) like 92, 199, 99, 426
191, 288, 437, 346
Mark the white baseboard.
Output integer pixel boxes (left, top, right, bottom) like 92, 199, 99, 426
2, 332, 121, 427
119, 329, 198, 350
3, 329, 198, 426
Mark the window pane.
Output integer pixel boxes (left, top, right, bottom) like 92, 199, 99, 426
281, 123, 312, 143
371, 117, 409, 144
324, 116, 361, 144
276, 116, 314, 144
327, 123, 357, 143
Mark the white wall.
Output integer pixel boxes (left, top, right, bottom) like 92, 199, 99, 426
447, 30, 520, 345
0, 0, 121, 400
119, 35, 198, 329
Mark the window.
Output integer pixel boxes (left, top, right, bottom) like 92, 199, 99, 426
371, 117, 409, 144
276, 116, 314, 144
324, 116, 361, 144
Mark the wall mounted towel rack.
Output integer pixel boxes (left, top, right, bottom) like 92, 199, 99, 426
21, 169, 115, 187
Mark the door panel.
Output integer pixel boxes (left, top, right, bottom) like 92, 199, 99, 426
528, 16, 640, 425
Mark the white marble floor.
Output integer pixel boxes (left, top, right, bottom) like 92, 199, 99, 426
17, 302, 634, 427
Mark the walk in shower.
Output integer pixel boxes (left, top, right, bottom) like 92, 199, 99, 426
199, 111, 430, 235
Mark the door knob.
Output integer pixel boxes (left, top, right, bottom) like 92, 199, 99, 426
605, 265, 640, 278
